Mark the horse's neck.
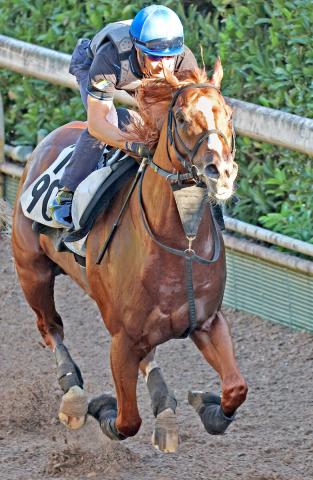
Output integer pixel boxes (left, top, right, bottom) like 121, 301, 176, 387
141, 124, 183, 237
140, 121, 213, 251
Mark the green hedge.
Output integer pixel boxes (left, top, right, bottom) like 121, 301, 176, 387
1, 0, 312, 242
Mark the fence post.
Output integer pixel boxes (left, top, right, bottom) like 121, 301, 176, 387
0, 92, 4, 198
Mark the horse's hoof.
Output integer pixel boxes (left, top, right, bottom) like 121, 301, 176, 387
188, 390, 235, 435
58, 385, 88, 430
152, 408, 178, 453
188, 390, 208, 412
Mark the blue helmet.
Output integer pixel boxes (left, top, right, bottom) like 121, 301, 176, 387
129, 5, 184, 57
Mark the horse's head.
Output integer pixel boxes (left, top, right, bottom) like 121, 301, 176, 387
127, 60, 237, 201
166, 59, 237, 201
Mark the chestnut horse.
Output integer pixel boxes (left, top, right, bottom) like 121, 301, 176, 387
12, 60, 247, 452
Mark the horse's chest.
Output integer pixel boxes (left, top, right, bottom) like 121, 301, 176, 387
141, 254, 183, 304
141, 253, 224, 314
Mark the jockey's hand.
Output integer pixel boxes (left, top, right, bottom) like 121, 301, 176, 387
125, 141, 153, 158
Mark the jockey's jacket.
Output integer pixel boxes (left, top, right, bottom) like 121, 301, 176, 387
86, 20, 198, 100
89, 20, 141, 91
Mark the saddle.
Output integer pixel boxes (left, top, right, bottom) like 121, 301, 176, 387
21, 145, 225, 267
21, 146, 138, 265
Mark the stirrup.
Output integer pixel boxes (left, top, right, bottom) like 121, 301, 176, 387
49, 189, 74, 228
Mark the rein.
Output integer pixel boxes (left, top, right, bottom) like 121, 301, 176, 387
138, 160, 221, 337
98, 82, 232, 336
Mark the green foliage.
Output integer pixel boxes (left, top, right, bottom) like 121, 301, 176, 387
231, 139, 313, 242
0, 0, 312, 241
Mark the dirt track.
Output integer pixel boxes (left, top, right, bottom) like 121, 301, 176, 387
1, 233, 313, 480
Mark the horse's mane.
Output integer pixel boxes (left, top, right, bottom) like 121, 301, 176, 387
126, 68, 209, 150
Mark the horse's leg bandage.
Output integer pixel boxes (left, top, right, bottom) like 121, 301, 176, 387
88, 394, 126, 441
188, 391, 235, 435
55, 344, 84, 393
146, 367, 177, 417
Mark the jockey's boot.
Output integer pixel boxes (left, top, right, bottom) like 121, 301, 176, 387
49, 188, 74, 228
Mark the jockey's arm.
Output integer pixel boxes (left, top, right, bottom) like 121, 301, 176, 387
87, 95, 127, 150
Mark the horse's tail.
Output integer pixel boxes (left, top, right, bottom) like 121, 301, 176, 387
0, 198, 13, 234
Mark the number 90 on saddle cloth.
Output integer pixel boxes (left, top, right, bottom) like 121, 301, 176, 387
20, 145, 138, 234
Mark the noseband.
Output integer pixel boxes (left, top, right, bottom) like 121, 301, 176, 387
98, 82, 232, 337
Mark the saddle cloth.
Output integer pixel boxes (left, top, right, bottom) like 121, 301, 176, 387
20, 145, 138, 258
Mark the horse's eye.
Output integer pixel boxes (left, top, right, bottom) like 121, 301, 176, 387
175, 110, 185, 126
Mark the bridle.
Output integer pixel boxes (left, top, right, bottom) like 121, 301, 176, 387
137, 83, 237, 336
97, 82, 236, 338
148, 82, 236, 184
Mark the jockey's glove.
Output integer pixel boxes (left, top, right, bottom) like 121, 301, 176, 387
125, 141, 153, 158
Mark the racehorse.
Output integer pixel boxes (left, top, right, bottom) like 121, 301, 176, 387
11, 58, 247, 452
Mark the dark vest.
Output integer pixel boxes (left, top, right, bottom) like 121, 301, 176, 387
89, 20, 142, 91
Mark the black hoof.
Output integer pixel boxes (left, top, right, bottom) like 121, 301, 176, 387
188, 390, 235, 435
88, 394, 126, 441
55, 344, 84, 393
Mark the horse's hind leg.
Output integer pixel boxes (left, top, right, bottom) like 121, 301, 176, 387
189, 311, 248, 435
139, 349, 178, 453
13, 237, 88, 429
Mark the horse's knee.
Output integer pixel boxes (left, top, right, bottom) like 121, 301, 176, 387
37, 315, 64, 347
222, 377, 248, 413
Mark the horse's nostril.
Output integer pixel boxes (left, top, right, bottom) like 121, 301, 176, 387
204, 164, 219, 179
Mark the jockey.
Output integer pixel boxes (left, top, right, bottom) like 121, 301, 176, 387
49, 4, 198, 228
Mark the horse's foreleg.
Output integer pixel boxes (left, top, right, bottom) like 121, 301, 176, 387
13, 251, 88, 430
139, 349, 178, 453
54, 343, 88, 429
88, 332, 141, 440
140, 349, 177, 416
189, 311, 248, 435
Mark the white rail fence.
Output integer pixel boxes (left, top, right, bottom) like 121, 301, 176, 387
0, 35, 312, 277
1, 35, 313, 155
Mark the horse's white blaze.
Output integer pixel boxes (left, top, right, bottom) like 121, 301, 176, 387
196, 96, 223, 158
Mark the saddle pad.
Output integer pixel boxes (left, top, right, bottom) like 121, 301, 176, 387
21, 145, 76, 228
20, 146, 137, 233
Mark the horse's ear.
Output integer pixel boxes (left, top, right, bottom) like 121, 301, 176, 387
163, 66, 180, 87
209, 57, 223, 89
225, 103, 233, 120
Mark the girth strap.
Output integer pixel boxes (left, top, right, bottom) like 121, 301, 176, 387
96, 156, 221, 337
138, 164, 221, 266
184, 257, 197, 337
138, 163, 221, 337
